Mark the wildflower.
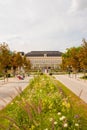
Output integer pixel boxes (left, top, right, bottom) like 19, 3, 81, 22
60, 116, 66, 121
54, 121, 57, 125
63, 123, 68, 127
31, 125, 35, 129
49, 118, 53, 122
62, 101, 70, 108
57, 112, 61, 115
67, 103, 70, 108
40, 89, 42, 93
75, 123, 79, 127
44, 128, 48, 130
74, 114, 80, 119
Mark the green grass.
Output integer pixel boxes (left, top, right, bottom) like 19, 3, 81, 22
0, 75, 87, 130
80, 75, 87, 80
52, 76, 87, 129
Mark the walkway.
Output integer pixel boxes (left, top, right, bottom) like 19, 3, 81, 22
54, 74, 87, 104
0, 76, 33, 110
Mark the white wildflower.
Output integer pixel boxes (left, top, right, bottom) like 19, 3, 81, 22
54, 121, 57, 125
57, 112, 61, 115
63, 123, 68, 127
49, 118, 53, 122
60, 116, 66, 121
75, 123, 79, 127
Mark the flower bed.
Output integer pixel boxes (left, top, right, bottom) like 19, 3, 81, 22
0, 75, 81, 130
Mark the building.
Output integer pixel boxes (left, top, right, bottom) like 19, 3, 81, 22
25, 51, 62, 72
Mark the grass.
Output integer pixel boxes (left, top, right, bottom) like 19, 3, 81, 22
52, 76, 87, 129
81, 75, 87, 80
79, 73, 87, 80
0, 74, 87, 130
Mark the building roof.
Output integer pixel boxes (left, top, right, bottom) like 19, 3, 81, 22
25, 51, 62, 57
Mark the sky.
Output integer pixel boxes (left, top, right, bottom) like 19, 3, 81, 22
0, 0, 87, 53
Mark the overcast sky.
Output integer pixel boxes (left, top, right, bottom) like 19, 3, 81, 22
0, 0, 87, 53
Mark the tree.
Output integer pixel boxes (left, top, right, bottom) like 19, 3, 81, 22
0, 42, 31, 78
62, 47, 81, 72
23, 56, 31, 73
79, 39, 87, 72
11, 52, 23, 76
0, 42, 11, 81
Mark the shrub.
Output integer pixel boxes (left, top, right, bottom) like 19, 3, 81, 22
49, 72, 52, 75
81, 75, 87, 79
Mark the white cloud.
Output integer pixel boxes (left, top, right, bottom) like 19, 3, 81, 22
70, 0, 87, 12
0, 0, 87, 53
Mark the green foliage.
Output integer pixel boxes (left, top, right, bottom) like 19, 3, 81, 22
62, 39, 87, 73
62, 47, 81, 72
80, 39, 87, 70
54, 79, 87, 130
0, 43, 11, 73
23, 56, 31, 73
0, 43, 31, 77
81, 75, 87, 79
0, 75, 82, 130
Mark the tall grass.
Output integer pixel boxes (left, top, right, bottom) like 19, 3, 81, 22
0, 75, 84, 130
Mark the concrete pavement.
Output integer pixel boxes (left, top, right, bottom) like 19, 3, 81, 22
0, 76, 33, 110
54, 74, 87, 104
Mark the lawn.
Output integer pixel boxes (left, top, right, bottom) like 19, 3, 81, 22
0, 74, 87, 130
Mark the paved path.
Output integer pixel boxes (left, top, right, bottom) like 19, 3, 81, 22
54, 74, 87, 104
0, 76, 33, 110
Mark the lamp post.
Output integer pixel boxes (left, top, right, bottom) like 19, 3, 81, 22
67, 65, 72, 77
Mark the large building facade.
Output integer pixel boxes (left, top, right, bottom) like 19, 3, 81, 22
25, 51, 62, 71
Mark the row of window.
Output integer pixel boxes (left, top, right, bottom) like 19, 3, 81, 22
31, 60, 61, 64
